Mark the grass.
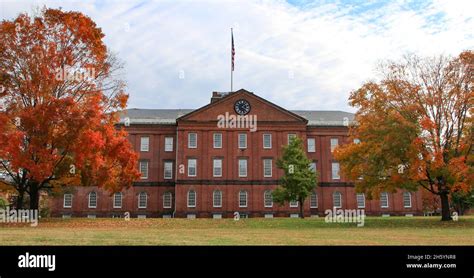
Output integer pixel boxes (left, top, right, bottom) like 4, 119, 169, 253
0, 216, 473, 245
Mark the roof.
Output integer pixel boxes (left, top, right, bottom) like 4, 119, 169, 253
291, 110, 355, 126
119, 108, 355, 126
119, 109, 194, 125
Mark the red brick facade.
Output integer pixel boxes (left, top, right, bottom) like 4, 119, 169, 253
50, 89, 423, 218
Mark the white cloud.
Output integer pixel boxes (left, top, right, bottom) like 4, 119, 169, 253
1, 0, 473, 112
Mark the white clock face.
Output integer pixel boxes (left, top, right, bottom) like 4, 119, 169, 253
234, 99, 251, 115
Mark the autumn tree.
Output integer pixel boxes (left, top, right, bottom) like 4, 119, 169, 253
334, 51, 473, 221
274, 137, 318, 218
0, 8, 140, 209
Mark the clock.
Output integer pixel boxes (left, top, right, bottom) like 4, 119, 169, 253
234, 99, 251, 115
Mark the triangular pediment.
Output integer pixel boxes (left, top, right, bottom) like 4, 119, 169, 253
177, 89, 308, 125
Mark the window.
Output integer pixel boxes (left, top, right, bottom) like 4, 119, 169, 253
188, 159, 197, 177
343, 117, 349, 126
213, 133, 222, 148
288, 133, 297, 144
331, 162, 340, 180
263, 134, 272, 149
310, 191, 318, 208
138, 192, 147, 208
238, 159, 247, 177
213, 159, 222, 177
165, 137, 173, 152
164, 161, 173, 179
403, 192, 412, 208
139, 161, 148, 179
289, 200, 298, 207
239, 190, 248, 207
238, 133, 247, 149
113, 192, 122, 208
307, 138, 316, 152
188, 133, 197, 148
213, 190, 222, 208
88, 192, 97, 208
264, 190, 273, 208
263, 159, 272, 177
163, 192, 172, 208
140, 136, 149, 152
353, 138, 361, 144
63, 194, 72, 208
380, 192, 389, 208
309, 162, 317, 172
356, 193, 365, 208
330, 138, 339, 152
187, 190, 196, 208
333, 191, 342, 208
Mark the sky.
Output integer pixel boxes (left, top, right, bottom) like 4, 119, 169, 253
0, 0, 473, 112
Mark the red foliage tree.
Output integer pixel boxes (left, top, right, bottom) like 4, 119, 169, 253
334, 51, 473, 221
0, 8, 140, 209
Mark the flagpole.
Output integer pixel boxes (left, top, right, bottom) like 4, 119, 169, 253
231, 28, 233, 93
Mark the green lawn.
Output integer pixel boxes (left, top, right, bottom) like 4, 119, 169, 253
0, 216, 473, 245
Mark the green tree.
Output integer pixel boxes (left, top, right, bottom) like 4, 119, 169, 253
451, 190, 474, 216
274, 137, 318, 218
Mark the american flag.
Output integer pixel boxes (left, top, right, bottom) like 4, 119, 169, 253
231, 29, 235, 71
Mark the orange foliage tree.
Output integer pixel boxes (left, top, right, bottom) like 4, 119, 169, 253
334, 51, 473, 221
0, 8, 140, 209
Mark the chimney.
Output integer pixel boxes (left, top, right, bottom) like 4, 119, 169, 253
210, 91, 228, 103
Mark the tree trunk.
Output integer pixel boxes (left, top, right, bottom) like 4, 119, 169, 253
29, 183, 40, 210
16, 190, 24, 210
439, 191, 452, 221
299, 198, 304, 219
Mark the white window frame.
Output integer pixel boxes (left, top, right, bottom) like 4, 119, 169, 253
263, 159, 272, 177
310, 191, 318, 208
239, 190, 248, 208
289, 200, 299, 207
288, 133, 297, 144
264, 190, 273, 208
331, 162, 340, 180
238, 133, 247, 149
113, 192, 122, 209
213, 190, 222, 208
164, 161, 173, 180
330, 138, 339, 152
213, 159, 222, 177
356, 193, 365, 209
307, 138, 316, 152
139, 161, 149, 179
403, 192, 412, 208
188, 159, 197, 177
380, 192, 389, 208
165, 137, 174, 152
63, 194, 72, 208
238, 159, 247, 177
333, 192, 342, 208
213, 133, 222, 149
140, 136, 150, 152
309, 162, 317, 173
188, 133, 197, 149
187, 190, 196, 208
263, 133, 272, 149
163, 192, 172, 209
138, 192, 148, 209
88, 192, 97, 209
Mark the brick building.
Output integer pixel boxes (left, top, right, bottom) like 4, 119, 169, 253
50, 89, 423, 218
